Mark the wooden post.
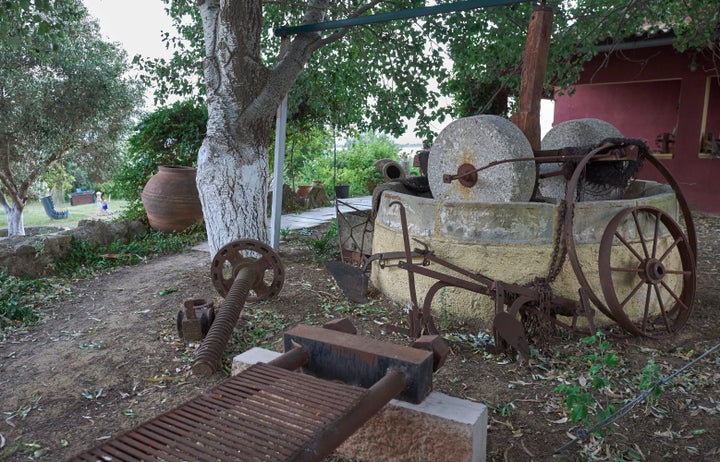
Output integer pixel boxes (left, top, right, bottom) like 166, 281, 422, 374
514, 3, 553, 151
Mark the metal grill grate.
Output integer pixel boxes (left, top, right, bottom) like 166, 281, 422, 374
69, 363, 367, 462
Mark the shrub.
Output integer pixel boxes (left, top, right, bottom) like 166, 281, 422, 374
294, 132, 402, 196
0, 272, 44, 327
114, 100, 207, 202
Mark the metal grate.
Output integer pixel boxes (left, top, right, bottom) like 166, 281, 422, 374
69, 363, 367, 462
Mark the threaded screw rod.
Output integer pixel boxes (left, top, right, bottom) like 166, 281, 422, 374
193, 265, 255, 376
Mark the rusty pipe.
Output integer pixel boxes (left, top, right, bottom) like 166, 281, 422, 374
192, 265, 256, 376
293, 368, 407, 462
268, 345, 310, 371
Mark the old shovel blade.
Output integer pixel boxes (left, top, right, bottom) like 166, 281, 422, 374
323, 261, 369, 304
493, 312, 531, 361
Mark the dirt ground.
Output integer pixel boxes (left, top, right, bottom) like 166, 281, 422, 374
1, 212, 719, 462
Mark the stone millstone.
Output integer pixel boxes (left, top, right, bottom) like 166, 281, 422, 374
427, 115, 536, 203
539, 118, 623, 201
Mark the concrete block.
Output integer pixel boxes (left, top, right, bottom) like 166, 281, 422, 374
439, 200, 556, 244
377, 191, 437, 237
335, 392, 488, 462
232, 347, 488, 462
231, 347, 281, 375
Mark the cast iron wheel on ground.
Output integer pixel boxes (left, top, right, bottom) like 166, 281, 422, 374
210, 239, 285, 301
598, 205, 696, 337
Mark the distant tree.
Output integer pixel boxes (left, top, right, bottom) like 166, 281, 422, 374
0, 0, 142, 235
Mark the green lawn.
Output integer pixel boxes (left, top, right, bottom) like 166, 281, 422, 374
0, 199, 130, 229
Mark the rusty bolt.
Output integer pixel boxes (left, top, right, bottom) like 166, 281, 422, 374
411, 335, 449, 372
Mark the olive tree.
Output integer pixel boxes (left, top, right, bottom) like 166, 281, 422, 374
0, 0, 142, 235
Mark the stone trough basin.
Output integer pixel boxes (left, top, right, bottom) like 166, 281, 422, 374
370, 180, 682, 328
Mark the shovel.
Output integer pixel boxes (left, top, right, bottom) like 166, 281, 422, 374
323, 261, 370, 303
324, 251, 420, 304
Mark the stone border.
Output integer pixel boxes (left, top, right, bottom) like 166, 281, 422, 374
0, 219, 147, 277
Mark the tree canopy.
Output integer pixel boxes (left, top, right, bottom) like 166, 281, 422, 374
0, 0, 142, 235
139, 0, 719, 141
136, 0, 718, 252
434, 0, 719, 120
136, 0, 448, 141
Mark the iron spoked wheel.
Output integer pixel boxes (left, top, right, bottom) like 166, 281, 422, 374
598, 206, 695, 337
210, 239, 285, 301
563, 141, 698, 329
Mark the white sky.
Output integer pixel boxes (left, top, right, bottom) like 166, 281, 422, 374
83, 0, 173, 61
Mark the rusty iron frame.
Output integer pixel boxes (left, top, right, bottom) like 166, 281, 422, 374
377, 141, 697, 358
194, 239, 286, 376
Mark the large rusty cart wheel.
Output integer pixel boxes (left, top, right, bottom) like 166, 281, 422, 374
211, 239, 285, 301
598, 206, 695, 336
563, 141, 698, 330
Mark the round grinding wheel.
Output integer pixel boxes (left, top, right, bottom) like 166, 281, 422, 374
427, 115, 536, 202
539, 118, 623, 201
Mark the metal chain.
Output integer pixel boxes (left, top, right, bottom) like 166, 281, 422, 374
555, 341, 720, 454
546, 199, 568, 284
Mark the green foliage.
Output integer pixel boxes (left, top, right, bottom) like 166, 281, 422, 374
231, 307, 288, 352
51, 225, 207, 278
116, 199, 150, 223
114, 100, 207, 200
638, 358, 663, 404
42, 164, 75, 198
296, 132, 401, 195
0, 272, 44, 327
135, 1, 718, 148
140, 0, 447, 141
280, 126, 333, 188
0, 0, 142, 232
554, 331, 618, 431
303, 220, 339, 262
93, 181, 122, 200
433, 0, 720, 121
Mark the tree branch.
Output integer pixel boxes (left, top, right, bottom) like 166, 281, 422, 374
245, 0, 386, 123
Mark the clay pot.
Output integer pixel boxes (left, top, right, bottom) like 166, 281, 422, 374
296, 185, 313, 197
334, 184, 350, 198
141, 166, 204, 233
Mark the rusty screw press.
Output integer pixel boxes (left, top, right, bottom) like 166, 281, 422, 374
192, 239, 285, 376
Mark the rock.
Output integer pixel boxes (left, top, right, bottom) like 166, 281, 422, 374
539, 118, 623, 201
0, 220, 148, 277
427, 115, 536, 203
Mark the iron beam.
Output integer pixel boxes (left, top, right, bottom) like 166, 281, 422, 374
274, 0, 528, 36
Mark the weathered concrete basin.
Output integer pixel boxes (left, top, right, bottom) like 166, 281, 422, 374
370, 180, 680, 327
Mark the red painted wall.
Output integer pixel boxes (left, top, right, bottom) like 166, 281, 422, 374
554, 45, 720, 213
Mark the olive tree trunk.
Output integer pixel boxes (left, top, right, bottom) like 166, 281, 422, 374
196, 0, 334, 256
2, 202, 25, 236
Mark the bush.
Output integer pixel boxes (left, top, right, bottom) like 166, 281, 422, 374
114, 100, 207, 201
51, 225, 207, 278
0, 272, 44, 327
295, 132, 401, 196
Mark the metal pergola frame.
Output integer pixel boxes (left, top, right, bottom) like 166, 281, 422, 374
269, 0, 532, 249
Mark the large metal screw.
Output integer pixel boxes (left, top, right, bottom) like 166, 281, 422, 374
192, 239, 285, 376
